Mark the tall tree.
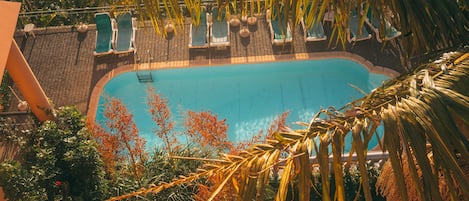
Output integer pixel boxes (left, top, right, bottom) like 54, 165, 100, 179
93, 96, 147, 179
147, 87, 178, 154
191, 111, 290, 200
185, 110, 232, 152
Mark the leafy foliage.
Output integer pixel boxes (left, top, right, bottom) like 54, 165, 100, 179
186, 111, 289, 200
144, 147, 211, 201
17, 0, 102, 26
0, 106, 108, 201
93, 96, 147, 179
147, 87, 177, 154
0, 116, 27, 146
19, 0, 101, 11
185, 110, 232, 152
0, 161, 46, 200
105, 145, 213, 201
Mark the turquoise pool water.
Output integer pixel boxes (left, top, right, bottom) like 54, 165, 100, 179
95, 59, 389, 151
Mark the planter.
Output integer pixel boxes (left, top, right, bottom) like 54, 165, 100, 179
239, 27, 250, 38
165, 23, 174, 33
17, 101, 28, 111
241, 15, 248, 23
77, 23, 88, 33
230, 16, 241, 27
247, 16, 257, 26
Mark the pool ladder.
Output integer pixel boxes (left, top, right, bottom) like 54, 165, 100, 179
134, 50, 154, 83
136, 71, 153, 82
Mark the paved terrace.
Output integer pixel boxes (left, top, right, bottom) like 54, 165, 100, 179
11, 16, 403, 116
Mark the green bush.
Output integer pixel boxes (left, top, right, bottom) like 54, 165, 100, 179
108, 145, 213, 200
1, 105, 223, 200
17, 0, 101, 27
0, 106, 108, 201
0, 161, 47, 200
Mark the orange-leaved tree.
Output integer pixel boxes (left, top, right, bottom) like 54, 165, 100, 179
232, 111, 290, 154
259, 111, 290, 181
184, 110, 234, 200
266, 111, 290, 139
93, 96, 147, 179
192, 111, 291, 200
92, 123, 120, 176
147, 87, 178, 154
185, 110, 233, 152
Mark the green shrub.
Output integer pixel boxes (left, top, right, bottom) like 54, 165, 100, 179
0, 161, 47, 200
17, 0, 101, 27
0, 106, 108, 201
109, 145, 213, 200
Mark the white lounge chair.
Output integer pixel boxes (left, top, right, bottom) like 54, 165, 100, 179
189, 7, 209, 48
364, 9, 401, 43
346, 13, 372, 43
93, 12, 116, 56
323, 6, 335, 25
301, 4, 327, 42
209, 6, 230, 47
266, 6, 292, 45
114, 12, 137, 54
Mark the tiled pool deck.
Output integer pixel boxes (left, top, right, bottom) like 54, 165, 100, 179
12, 16, 403, 116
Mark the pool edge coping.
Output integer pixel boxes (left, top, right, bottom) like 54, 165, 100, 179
87, 51, 400, 124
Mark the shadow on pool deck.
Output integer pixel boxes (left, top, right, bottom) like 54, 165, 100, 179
10, 16, 403, 115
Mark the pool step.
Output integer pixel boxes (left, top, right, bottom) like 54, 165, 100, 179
136, 71, 153, 82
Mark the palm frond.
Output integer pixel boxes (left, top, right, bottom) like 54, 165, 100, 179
119, 0, 468, 64
108, 47, 469, 201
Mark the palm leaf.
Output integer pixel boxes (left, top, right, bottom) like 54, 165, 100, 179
207, 159, 246, 201
296, 142, 311, 201
275, 156, 294, 201
106, 3, 469, 200
351, 121, 372, 201
317, 134, 332, 201
382, 104, 409, 201
398, 99, 441, 200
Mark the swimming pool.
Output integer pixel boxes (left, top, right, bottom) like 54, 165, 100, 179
95, 59, 389, 151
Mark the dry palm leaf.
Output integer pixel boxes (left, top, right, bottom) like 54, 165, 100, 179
108, 46, 469, 201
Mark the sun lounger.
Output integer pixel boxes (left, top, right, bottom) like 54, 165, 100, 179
347, 13, 372, 43
189, 7, 209, 48
114, 12, 137, 54
209, 6, 230, 47
364, 9, 401, 43
267, 6, 292, 45
323, 6, 335, 25
93, 12, 116, 56
301, 4, 327, 42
